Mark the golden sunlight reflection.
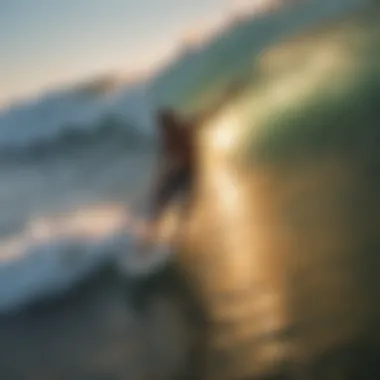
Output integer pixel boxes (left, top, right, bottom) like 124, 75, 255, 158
203, 129, 257, 295
212, 117, 238, 152
216, 168, 254, 281
215, 168, 241, 211
213, 127, 235, 153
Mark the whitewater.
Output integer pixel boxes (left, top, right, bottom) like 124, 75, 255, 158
0, 80, 170, 314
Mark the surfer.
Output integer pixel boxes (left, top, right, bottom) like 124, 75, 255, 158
139, 80, 246, 253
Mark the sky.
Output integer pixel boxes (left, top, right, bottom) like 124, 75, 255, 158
0, 0, 232, 107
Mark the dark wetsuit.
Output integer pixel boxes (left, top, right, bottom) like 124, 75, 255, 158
129, 120, 196, 317
150, 118, 196, 220
150, 79, 245, 220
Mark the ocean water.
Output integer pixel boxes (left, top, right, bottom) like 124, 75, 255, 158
0, 4, 370, 377
0, 105, 189, 379
0, 95, 161, 314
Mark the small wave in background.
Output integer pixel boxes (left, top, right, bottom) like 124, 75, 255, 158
0, 78, 155, 155
0, 79, 187, 379
0, 76, 161, 315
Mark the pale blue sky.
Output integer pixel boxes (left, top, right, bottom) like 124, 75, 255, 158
0, 0, 230, 106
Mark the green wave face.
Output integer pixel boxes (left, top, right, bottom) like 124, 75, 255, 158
150, 0, 369, 113
243, 13, 380, 165
149, 0, 379, 166
149, 4, 380, 377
